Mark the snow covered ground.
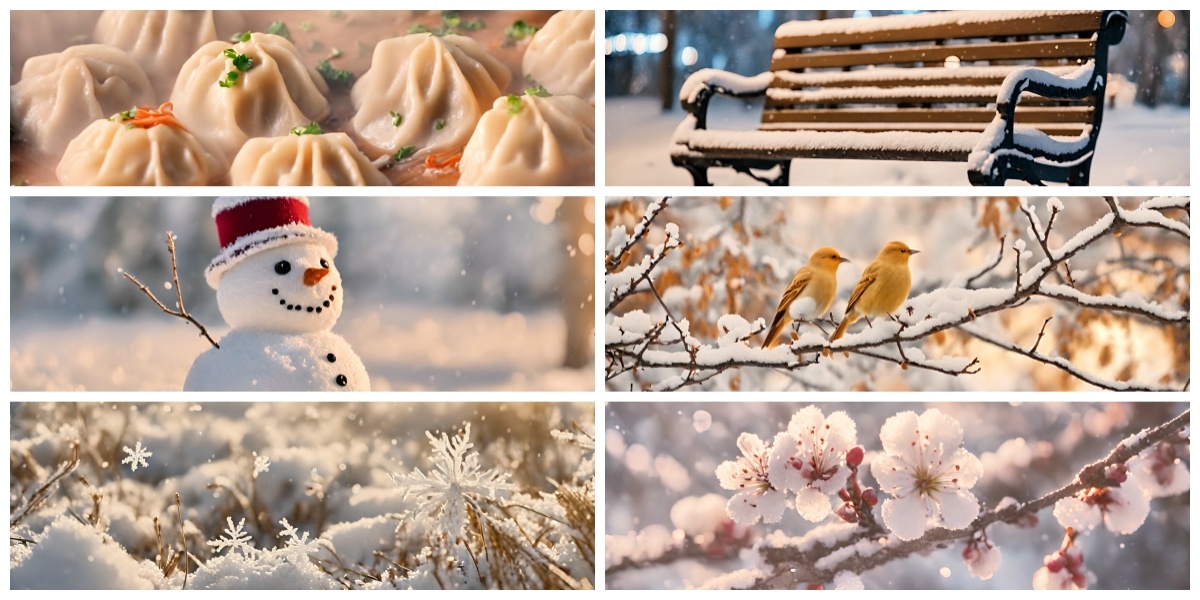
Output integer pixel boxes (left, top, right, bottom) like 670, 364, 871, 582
10, 306, 591, 391
605, 97, 1190, 186
11, 402, 595, 589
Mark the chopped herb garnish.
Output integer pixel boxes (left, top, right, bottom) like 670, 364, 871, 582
268, 21, 292, 41
115, 107, 138, 120
330, 10, 345, 19
441, 12, 461, 29
462, 19, 484, 31
316, 59, 356, 90
309, 40, 324, 52
503, 20, 539, 46
389, 111, 403, 127
231, 31, 252, 43
125, 123, 136, 129
409, 23, 432, 34
392, 145, 416, 161
525, 83, 551, 97
434, 119, 446, 130
330, 47, 343, 59
299, 21, 315, 32
290, 122, 323, 136
218, 70, 240, 88
506, 94, 523, 115
223, 48, 254, 72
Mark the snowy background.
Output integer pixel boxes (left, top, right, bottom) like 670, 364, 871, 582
10, 402, 594, 589
10, 196, 595, 391
604, 196, 1189, 391
605, 10, 1190, 185
605, 401, 1189, 589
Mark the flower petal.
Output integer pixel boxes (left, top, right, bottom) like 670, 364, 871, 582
715, 460, 743, 491
879, 411, 920, 457
736, 432, 767, 459
1053, 496, 1101, 531
1102, 482, 1150, 534
870, 454, 913, 496
881, 493, 929, 541
767, 432, 805, 492
793, 487, 832, 522
942, 447, 983, 490
726, 490, 763, 525
936, 489, 979, 530
918, 408, 964, 456
825, 410, 857, 454
758, 490, 788, 524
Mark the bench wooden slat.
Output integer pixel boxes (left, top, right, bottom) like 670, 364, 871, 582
771, 39, 1096, 71
769, 65, 1082, 89
761, 106, 1093, 124
757, 122, 1088, 136
764, 86, 1092, 106
775, 12, 1102, 50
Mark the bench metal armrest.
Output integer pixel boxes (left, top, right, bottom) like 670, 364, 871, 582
679, 69, 773, 130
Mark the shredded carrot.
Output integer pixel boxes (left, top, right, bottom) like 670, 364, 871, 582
122, 102, 188, 132
424, 148, 463, 170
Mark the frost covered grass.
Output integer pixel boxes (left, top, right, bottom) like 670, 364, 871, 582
605, 195, 1188, 391
607, 97, 1189, 185
605, 402, 1189, 590
10, 402, 594, 589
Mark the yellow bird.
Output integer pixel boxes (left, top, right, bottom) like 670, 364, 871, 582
830, 241, 920, 343
761, 247, 850, 348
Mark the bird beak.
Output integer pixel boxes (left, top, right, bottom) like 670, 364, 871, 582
304, 267, 330, 286
839, 257, 851, 263
909, 249, 921, 255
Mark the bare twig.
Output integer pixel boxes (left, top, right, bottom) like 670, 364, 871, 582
1030, 317, 1053, 353
11, 442, 80, 528
606, 197, 673, 273
123, 232, 219, 348
176, 493, 189, 590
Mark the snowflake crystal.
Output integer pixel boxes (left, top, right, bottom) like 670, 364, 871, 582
121, 441, 153, 472
278, 518, 310, 548
207, 517, 256, 557
389, 423, 516, 539
254, 455, 272, 477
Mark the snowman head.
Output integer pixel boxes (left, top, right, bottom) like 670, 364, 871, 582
206, 197, 343, 333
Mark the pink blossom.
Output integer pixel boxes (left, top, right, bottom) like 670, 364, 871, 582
1052, 479, 1150, 534
767, 407, 856, 522
1033, 545, 1089, 590
870, 409, 983, 541
962, 537, 1002, 580
716, 433, 787, 524
1128, 441, 1190, 498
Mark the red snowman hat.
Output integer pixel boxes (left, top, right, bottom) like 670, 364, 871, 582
205, 196, 338, 289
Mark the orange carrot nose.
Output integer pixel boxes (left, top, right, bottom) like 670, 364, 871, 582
303, 267, 330, 286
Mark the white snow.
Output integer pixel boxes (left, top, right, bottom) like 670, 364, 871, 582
775, 10, 1100, 38
680, 69, 774, 104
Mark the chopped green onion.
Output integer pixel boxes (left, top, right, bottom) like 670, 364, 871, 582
115, 107, 138, 120
218, 70, 240, 88
330, 10, 345, 19
316, 59, 356, 90
503, 20, 539, 46
441, 11, 461, 29
392, 145, 416, 161
268, 21, 291, 41
525, 83, 551, 97
389, 111, 403, 127
299, 21, 315, 32
290, 122, 323, 136
231, 54, 253, 72
409, 24, 431, 34
506, 94, 523, 115
231, 31, 252, 43
462, 19, 484, 31
434, 119, 446, 131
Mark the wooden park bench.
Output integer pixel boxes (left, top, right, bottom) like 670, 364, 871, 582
671, 10, 1128, 186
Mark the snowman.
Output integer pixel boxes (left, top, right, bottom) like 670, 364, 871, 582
184, 196, 371, 391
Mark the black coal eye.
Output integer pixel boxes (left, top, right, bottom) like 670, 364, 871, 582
320, 258, 330, 269
275, 260, 291, 275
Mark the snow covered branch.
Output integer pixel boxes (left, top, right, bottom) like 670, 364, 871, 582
605, 197, 1188, 391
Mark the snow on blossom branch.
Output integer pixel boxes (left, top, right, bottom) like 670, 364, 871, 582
605, 197, 673, 274
748, 409, 1190, 588
606, 197, 1188, 391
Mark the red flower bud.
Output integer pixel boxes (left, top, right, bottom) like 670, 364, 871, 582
834, 502, 858, 523
846, 445, 865, 468
1044, 554, 1065, 573
837, 488, 852, 502
861, 487, 879, 507
1104, 463, 1128, 484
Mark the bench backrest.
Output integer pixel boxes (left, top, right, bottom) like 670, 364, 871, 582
763, 11, 1126, 137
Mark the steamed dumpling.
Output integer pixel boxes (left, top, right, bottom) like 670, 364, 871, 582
350, 33, 511, 159
170, 32, 330, 158
10, 11, 100, 85
231, 133, 390, 186
94, 10, 246, 95
57, 114, 225, 186
458, 94, 595, 186
11, 45, 156, 156
522, 11, 595, 103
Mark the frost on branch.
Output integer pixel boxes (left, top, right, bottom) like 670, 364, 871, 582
605, 196, 1189, 391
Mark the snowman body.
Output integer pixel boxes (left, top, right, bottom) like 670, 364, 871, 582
183, 198, 370, 391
